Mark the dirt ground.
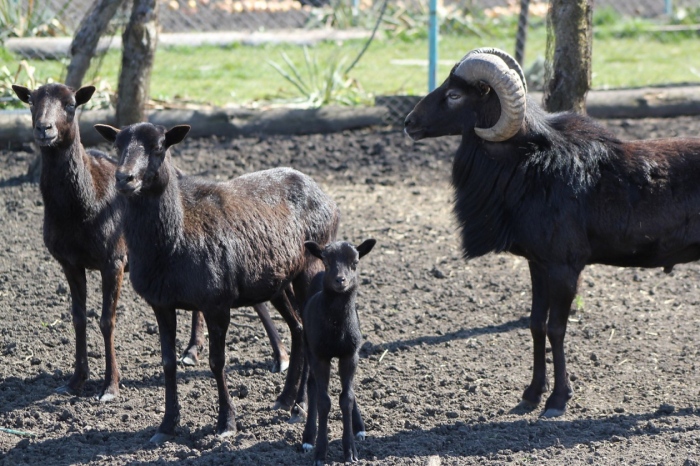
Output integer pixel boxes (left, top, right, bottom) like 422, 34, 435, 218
1, 116, 699, 466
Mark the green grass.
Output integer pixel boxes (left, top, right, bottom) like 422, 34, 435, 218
1, 28, 700, 108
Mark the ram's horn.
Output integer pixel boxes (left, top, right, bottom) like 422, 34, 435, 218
454, 49, 527, 142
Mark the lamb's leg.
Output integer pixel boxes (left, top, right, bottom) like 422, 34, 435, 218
179, 310, 205, 366
311, 357, 332, 466
151, 306, 180, 444
253, 302, 289, 373
542, 264, 580, 417
56, 264, 89, 396
521, 261, 550, 408
271, 288, 304, 410
301, 354, 317, 451
204, 309, 237, 437
97, 261, 125, 402
339, 354, 363, 463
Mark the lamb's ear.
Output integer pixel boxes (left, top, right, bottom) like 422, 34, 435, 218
75, 86, 96, 107
356, 238, 376, 259
94, 124, 120, 143
305, 241, 324, 260
165, 125, 190, 148
12, 85, 31, 104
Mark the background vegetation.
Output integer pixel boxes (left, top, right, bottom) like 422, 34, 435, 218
1, 2, 700, 109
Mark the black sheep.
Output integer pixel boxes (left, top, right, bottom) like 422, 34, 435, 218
12, 83, 126, 401
95, 122, 339, 442
300, 239, 375, 465
404, 47, 700, 417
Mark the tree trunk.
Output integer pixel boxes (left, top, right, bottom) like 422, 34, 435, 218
116, 0, 158, 126
65, 0, 124, 89
543, 0, 593, 114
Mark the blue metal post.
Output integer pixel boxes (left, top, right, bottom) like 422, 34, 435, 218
665, 0, 672, 16
428, 0, 439, 91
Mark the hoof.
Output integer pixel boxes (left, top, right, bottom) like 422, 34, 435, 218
55, 384, 80, 397
273, 358, 290, 374
272, 400, 292, 411
179, 354, 198, 366
302, 443, 314, 453
541, 407, 566, 418
98, 392, 118, 403
288, 412, 304, 424
150, 432, 174, 444
355, 431, 366, 441
217, 429, 236, 439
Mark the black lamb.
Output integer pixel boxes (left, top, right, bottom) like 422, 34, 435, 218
300, 239, 375, 465
404, 47, 700, 417
94, 122, 338, 443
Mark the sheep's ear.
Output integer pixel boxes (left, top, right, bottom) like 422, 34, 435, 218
75, 86, 96, 107
165, 125, 190, 148
94, 124, 120, 143
305, 241, 324, 260
477, 80, 491, 96
356, 238, 376, 259
12, 85, 31, 104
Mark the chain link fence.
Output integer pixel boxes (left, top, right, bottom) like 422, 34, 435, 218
2, 0, 699, 125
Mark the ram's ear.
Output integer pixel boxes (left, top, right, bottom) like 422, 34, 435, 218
165, 125, 190, 148
12, 85, 32, 104
356, 239, 376, 259
75, 86, 96, 107
94, 124, 120, 143
477, 80, 491, 96
305, 241, 324, 260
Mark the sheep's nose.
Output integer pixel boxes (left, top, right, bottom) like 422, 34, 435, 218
36, 122, 53, 132
335, 276, 346, 285
115, 171, 136, 192
404, 114, 413, 128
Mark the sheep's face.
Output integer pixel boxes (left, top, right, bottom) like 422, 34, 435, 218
306, 239, 376, 294
404, 74, 490, 141
13, 83, 94, 149
95, 123, 189, 196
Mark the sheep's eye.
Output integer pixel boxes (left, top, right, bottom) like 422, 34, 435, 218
446, 91, 462, 101
65, 103, 75, 111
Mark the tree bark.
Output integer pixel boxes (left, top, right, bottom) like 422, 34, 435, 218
65, 0, 124, 89
116, 0, 158, 126
543, 0, 593, 114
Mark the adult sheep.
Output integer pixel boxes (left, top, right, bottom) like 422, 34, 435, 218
404, 47, 700, 417
95, 122, 339, 442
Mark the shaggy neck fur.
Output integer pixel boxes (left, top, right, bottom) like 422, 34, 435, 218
453, 99, 621, 259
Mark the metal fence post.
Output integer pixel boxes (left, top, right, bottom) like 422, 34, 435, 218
428, 0, 439, 91
665, 0, 673, 16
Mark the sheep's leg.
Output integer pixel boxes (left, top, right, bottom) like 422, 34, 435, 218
301, 352, 317, 451
521, 261, 550, 408
203, 309, 237, 437
97, 262, 125, 402
339, 354, 362, 463
311, 357, 332, 466
290, 356, 310, 423
56, 264, 89, 397
253, 302, 290, 373
271, 288, 304, 411
179, 310, 205, 366
541, 265, 579, 417
151, 306, 180, 444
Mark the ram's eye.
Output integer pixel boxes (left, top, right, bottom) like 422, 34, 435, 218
446, 91, 462, 101
66, 104, 75, 111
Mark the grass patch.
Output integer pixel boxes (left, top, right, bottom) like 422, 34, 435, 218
1, 28, 699, 108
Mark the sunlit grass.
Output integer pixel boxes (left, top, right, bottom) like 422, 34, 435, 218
1, 28, 699, 107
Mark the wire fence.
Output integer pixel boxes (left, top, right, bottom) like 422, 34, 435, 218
2, 0, 699, 124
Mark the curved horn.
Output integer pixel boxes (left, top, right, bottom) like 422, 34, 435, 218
466, 47, 527, 93
454, 50, 527, 142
